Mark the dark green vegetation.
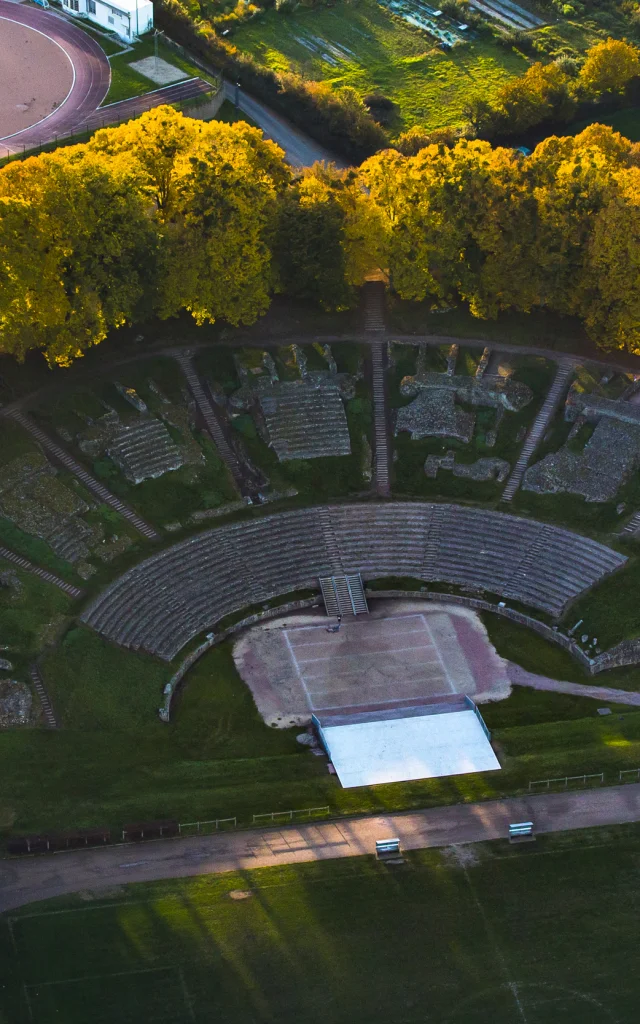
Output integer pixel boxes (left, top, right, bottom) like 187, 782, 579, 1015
0, 564, 73, 682
4, 827, 640, 1022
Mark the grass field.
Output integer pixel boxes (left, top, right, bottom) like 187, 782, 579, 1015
3, 826, 640, 1022
231, 0, 528, 132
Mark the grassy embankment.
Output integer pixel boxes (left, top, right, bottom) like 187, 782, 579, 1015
1, 611, 640, 841
231, 0, 528, 133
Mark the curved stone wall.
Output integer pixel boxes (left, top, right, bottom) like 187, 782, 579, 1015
80, 502, 626, 661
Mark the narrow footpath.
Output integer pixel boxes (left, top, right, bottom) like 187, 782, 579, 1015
3, 784, 640, 913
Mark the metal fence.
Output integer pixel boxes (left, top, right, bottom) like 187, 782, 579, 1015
529, 772, 605, 791
178, 817, 237, 835
619, 768, 640, 782
252, 806, 330, 825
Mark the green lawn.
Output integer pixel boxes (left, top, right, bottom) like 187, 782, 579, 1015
1, 615, 640, 841
4, 827, 640, 1022
231, 0, 528, 132
104, 36, 215, 105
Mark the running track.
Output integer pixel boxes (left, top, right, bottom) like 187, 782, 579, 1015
2, 783, 640, 912
0, 0, 110, 154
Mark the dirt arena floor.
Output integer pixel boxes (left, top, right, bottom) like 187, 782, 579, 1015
233, 600, 512, 727
0, 20, 73, 137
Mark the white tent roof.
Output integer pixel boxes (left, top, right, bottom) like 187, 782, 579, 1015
316, 707, 500, 789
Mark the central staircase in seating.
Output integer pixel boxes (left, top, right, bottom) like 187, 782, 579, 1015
319, 574, 369, 617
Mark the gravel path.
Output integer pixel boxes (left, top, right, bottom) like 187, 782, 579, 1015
2, 783, 640, 912
508, 662, 640, 706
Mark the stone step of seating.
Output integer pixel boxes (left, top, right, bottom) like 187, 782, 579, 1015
621, 510, 640, 535
3, 409, 159, 540
502, 360, 574, 503
46, 518, 91, 564
107, 420, 184, 481
0, 545, 83, 599
81, 503, 626, 658
29, 664, 58, 728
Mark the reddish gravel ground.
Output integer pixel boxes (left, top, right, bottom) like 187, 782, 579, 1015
0, 0, 110, 154
0, 20, 73, 137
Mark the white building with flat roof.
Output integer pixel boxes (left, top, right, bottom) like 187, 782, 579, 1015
61, 0, 153, 43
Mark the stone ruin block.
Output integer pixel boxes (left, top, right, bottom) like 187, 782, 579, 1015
524, 417, 640, 502
395, 369, 532, 444
425, 451, 510, 482
0, 679, 32, 728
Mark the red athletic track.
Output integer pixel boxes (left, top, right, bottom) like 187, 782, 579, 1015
0, 0, 110, 154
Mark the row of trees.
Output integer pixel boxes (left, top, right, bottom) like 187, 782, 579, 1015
1, 108, 639, 365
464, 38, 640, 138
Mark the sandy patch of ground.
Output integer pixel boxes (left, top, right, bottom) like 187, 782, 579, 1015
233, 599, 512, 727
128, 56, 189, 85
0, 20, 73, 138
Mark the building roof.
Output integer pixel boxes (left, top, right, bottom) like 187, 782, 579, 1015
315, 706, 500, 789
94, 0, 151, 15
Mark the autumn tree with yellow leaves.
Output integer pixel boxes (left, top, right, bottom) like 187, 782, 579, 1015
2, 107, 640, 363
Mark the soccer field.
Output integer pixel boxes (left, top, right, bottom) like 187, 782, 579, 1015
2, 826, 639, 1023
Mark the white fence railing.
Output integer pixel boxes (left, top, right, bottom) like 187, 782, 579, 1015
252, 806, 330, 825
529, 772, 605, 791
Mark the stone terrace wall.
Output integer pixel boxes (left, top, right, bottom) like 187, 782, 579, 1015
80, 502, 626, 661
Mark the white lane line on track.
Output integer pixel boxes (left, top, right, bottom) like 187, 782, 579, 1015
0, 15, 76, 141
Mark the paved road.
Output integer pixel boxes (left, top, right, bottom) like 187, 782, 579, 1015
3, 784, 640, 913
224, 81, 346, 168
0, 1, 110, 155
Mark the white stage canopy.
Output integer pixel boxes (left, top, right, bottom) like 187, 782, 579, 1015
314, 704, 500, 789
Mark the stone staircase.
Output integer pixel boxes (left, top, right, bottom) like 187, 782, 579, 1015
319, 573, 369, 617
0, 545, 83, 598
29, 664, 58, 728
363, 280, 386, 332
621, 511, 640, 536
3, 410, 158, 540
318, 506, 343, 570
501, 360, 574, 502
172, 352, 242, 483
371, 344, 390, 497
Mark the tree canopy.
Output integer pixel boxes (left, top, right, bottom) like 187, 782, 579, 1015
1, 107, 640, 364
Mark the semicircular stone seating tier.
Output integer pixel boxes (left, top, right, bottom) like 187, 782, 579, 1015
80, 503, 626, 661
